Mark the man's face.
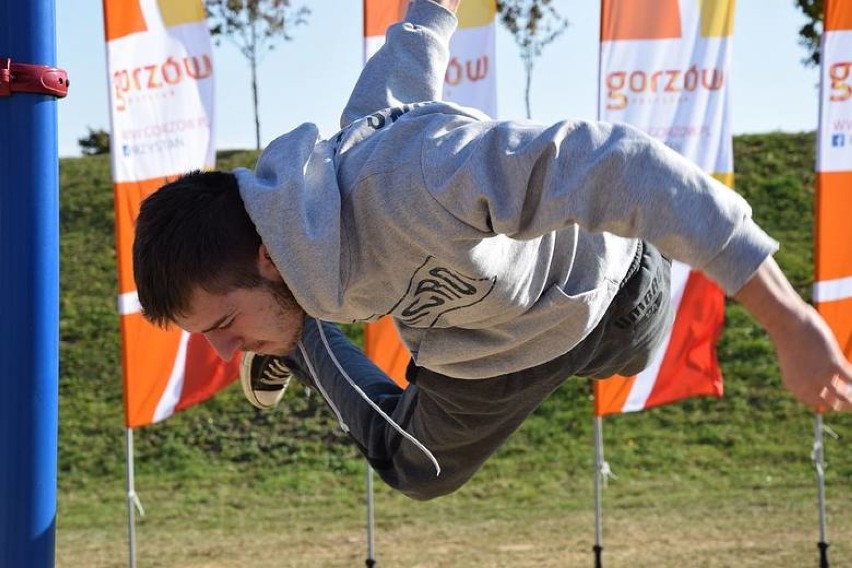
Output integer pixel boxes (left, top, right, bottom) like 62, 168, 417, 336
175, 279, 306, 362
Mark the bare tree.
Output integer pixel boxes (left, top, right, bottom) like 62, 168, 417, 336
794, 0, 823, 68
497, 0, 568, 119
205, 0, 310, 150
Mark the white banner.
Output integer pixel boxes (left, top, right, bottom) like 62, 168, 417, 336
818, 29, 852, 172
599, 1, 732, 172
107, 20, 215, 182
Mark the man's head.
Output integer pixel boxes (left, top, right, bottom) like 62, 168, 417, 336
133, 170, 305, 360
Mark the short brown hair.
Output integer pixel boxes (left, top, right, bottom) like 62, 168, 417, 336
133, 170, 263, 327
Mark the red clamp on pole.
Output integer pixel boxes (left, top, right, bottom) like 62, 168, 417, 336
0, 57, 69, 98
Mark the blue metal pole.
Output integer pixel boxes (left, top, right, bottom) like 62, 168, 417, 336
0, 0, 60, 564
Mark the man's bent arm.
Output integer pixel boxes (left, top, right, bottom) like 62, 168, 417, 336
734, 257, 852, 411
340, 0, 458, 128
413, 115, 851, 410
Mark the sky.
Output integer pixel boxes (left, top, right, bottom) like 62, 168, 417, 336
56, 1, 821, 158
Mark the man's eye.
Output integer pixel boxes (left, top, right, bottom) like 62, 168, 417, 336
219, 317, 235, 330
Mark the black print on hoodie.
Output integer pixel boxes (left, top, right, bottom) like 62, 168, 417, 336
394, 256, 496, 327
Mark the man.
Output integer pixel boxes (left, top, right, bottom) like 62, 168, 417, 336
133, 0, 852, 500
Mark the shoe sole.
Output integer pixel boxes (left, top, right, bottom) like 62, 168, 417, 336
240, 352, 268, 410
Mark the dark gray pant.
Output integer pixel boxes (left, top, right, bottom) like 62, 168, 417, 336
288, 242, 672, 500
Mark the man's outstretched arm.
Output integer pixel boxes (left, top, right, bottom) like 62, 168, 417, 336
340, 0, 459, 128
734, 256, 852, 411
411, 114, 850, 411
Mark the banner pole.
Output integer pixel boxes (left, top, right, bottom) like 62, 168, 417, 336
126, 428, 138, 568
813, 414, 829, 568
124, 427, 145, 568
366, 464, 376, 567
593, 416, 604, 568
0, 0, 60, 564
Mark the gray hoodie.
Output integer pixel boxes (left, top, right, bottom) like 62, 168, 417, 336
236, 0, 778, 379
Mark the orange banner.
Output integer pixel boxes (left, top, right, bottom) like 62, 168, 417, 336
594, 0, 732, 415
104, 0, 238, 427
814, 0, 852, 364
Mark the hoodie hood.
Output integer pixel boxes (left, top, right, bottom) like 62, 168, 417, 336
235, 123, 348, 319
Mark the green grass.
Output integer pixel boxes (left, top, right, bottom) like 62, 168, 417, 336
56, 133, 852, 566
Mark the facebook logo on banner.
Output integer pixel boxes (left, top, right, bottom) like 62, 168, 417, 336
832, 133, 845, 147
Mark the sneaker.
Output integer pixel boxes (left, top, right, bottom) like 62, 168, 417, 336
239, 352, 293, 410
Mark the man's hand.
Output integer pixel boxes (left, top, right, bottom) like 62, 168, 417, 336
428, 0, 460, 14
771, 304, 852, 411
734, 257, 852, 412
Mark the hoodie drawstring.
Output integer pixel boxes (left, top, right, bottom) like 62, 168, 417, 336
297, 319, 441, 477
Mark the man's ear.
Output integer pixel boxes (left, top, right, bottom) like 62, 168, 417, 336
257, 244, 282, 281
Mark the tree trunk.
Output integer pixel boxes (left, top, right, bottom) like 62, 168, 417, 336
524, 57, 533, 119
251, 21, 261, 151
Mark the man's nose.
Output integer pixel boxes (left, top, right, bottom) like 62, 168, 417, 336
203, 330, 241, 362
